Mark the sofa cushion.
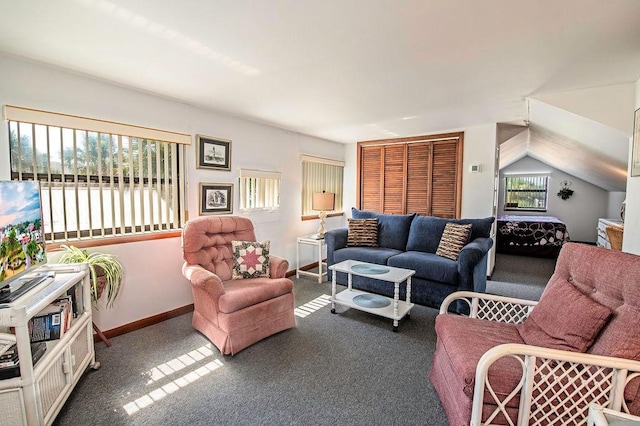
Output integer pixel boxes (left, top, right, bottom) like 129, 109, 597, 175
436, 223, 472, 260
334, 247, 403, 266
231, 240, 271, 279
518, 277, 612, 352
588, 305, 640, 415
347, 218, 379, 247
388, 251, 458, 284
351, 208, 415, 251
407, 215, 494, 253
434, 314, 525, 407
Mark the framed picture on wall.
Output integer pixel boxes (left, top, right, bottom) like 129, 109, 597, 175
632, 107, 640, 177
196, 135, 232, 170
199, 183, 233, 215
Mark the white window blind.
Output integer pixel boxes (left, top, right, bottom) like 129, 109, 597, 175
301, 155, 344, 216
238, 168, 281, 212
6, 109, 185, 243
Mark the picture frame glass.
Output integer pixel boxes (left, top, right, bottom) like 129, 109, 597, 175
199, 183, 233, 215
197, 135, 231, 170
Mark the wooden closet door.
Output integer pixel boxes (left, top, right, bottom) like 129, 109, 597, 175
357, 132, 462, 218
360, 146, 382, 211
406, 142, 431, 216
431, 140, 459, 218
382, 144, 406, 214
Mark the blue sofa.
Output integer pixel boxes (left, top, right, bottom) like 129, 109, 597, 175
325, 209, 495, 313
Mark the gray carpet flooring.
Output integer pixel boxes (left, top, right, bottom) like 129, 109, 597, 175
53, 254, 555, 426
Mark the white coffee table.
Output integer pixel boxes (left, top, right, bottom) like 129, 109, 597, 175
329, 260, 415, 332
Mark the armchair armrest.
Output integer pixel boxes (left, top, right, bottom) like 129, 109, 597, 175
440, 291, 537, 324
269, 255, 289, 278
472, 343, 640, 426
182, 263, 224, 297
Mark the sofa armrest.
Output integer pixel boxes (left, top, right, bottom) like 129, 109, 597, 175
472, 343, 640, 425
269, 255, 289, 278
324, 228, 348, 276
440, 291, 537, 324
457, 237, 493, 293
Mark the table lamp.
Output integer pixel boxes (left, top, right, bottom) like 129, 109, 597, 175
312, 191, 335, 239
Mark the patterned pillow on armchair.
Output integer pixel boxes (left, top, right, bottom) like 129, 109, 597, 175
232, 240, 271, 279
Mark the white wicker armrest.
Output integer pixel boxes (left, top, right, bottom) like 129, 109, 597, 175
471, 343, 640, 426
440, 291, 538, 324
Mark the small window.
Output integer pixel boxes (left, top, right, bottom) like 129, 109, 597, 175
238, 168, 281, 212
504, 175, 549, 211
301, 155, 344, 217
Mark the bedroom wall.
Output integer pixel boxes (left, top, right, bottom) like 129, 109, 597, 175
499, 156, 608, 243
0, 54, 345, 331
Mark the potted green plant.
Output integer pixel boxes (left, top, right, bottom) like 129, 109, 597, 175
57, 245, 124, 308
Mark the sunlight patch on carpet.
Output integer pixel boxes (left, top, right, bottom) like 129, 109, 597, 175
122, 344, 223, 415
295, 294, 331, 318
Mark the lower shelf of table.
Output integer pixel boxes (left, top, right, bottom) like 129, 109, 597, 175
331, 289, 414, 320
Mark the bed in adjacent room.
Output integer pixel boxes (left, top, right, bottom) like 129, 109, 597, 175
496, 215, 570, 258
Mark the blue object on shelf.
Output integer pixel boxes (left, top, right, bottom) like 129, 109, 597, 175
351, 264, 390, 275
352, 294, 391, 308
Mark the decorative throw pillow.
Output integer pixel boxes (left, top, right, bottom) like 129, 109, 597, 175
346, 218, 378, 247
231, 240, 270, 279
435, 223, 471, 260
518, 278, 612, 352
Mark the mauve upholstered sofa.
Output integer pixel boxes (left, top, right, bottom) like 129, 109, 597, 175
431, 242, 640, 425
325, 208, 494, 312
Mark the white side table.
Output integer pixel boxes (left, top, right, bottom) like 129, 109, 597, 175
588, 404, 640, 426
296, 236, 327, 283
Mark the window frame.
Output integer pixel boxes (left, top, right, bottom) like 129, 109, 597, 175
5, 106, 188, 246
300, 155, 344, 220
503, 174, 550, 212
237, 168, 281, 213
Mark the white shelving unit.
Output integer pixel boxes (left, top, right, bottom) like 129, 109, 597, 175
0, 263, 97, 426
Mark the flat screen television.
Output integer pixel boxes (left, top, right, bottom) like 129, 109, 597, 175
0, 180, 47, 295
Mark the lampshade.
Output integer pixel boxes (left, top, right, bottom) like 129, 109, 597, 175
312, 192, 335, 211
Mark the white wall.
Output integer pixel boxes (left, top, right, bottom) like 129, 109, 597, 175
622, 79, 640, 254
0, 54, 344, 331
498, 156, 608, 242
607, 192, 627, 220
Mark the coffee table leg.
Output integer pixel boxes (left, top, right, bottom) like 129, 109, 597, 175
406, 277, 412, 319
331, 270, 336, 314
393, 281, 399, 332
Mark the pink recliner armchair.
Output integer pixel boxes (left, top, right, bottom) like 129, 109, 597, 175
181, 216, 296, 355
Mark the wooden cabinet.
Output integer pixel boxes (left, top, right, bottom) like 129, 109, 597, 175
357, 133, 463, 218
0, 264, 96, 425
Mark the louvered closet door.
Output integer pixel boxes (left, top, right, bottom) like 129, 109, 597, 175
431, 141, 458, 218
357, 133, 462, 218
360, 146, 382, 211
406, 142, 431, 215
382, 144, 406, 214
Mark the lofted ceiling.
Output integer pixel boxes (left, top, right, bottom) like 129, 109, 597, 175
0, 0, 639, 190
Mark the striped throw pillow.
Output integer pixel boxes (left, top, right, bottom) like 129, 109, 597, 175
347, 218, 378, 247
435, 223, 472, 260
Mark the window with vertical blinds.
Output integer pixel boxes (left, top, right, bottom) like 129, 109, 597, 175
238, 168, 281, 212
5, 106, 188, 243
357, 133, 463, 218
504, 175, 549, 211
301, 155, 344, 217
